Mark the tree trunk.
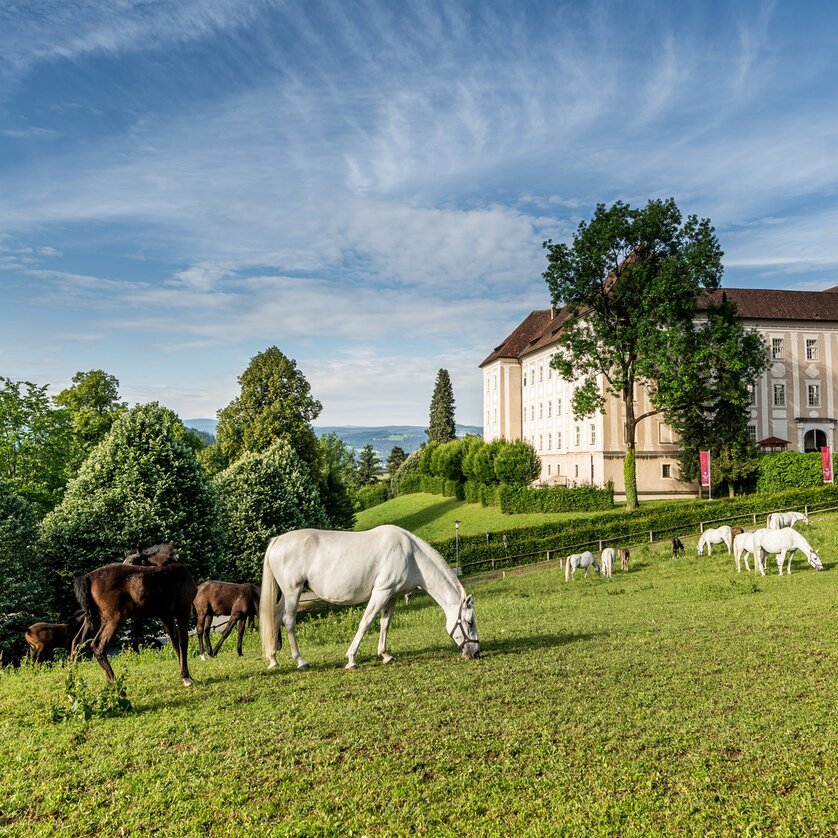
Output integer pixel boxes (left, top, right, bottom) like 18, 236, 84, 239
623, 384, 639, 511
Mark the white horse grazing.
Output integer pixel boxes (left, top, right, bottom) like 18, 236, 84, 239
733, 532, 755, 573
767, 511, 808, 530
259, 525, 479, 671
565, 550, 599, 581
600, 548, 615, 578
751, 527, 824, 576
697, 525, 733, 556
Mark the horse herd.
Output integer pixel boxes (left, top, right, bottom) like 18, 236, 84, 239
23, 511, 824, 687
25, 525, 481, 686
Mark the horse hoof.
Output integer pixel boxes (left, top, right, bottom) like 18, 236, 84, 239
345, 662, 357, 671
182, 677, 194, 687
297, 661, 310, 671
200, 654, 206, 661
380, 654, 394, 664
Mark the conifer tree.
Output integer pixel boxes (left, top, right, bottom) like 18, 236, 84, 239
426, 368, 456, 443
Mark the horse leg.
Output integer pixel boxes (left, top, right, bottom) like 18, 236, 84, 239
91, 619, 119, 682
175, 613, 193, 686
377, 595, 399, 664
777, 551, 785, 575
195, 608, 207, 659
235, 618, 246, 656
277, 591, 308, 670
345, 588, 395, 670
212, 614, 239, 656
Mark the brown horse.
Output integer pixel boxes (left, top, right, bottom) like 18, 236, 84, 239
194, 581, 260, 659
25, 611, 85, 663
123, 543, 177, 566
73, 554, 198, 686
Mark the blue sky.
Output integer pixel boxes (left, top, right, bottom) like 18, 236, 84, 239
2, 1, 837, 425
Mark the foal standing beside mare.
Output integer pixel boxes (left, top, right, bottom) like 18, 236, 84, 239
25, 612, 85, 663
73, 545, 197, 685
194, 581, 260, 659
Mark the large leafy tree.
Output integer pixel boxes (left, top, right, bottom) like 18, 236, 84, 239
426, 368, 456, 443
40, 403, 220, 610
206, 347, 322, 474
543, 198, 724, 509
0, 377, 74, 516
667, 295, 768, 496
213, 439, 329, 582
0, 482, 51, 663
316, 432, 357, 530
53, 369, 126, 466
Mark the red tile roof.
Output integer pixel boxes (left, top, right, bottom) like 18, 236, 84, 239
481, 286, 838, 367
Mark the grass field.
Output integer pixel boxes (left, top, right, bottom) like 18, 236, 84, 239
353, 492, 627, 541
2, 516, 837, 836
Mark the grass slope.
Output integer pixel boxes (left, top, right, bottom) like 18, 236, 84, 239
354, 492, 621, 541
2, 517, 837, 835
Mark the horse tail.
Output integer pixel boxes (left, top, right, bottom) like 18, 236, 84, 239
73, 574, 99, 631
259, 538, 281, 661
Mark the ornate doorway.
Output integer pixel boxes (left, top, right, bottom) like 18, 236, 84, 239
804, 429, 827, 452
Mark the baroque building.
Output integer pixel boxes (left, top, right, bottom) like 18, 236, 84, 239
480, 287, 838, 500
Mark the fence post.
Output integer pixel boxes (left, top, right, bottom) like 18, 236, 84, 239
546, 550, 550, 563
753, 513, 757, 524
649, 530, 653, 543
502, 534, 508, 560
598, 539, 602, 551
700, 522, 705, 533
805, 504, 809, 517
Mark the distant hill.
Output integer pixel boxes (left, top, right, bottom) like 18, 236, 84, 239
182, 419, 483, 460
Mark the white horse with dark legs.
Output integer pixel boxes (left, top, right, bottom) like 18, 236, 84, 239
600, 548, 615, 578
751, 527, 824, 576
697, 525, 733, 556
565, 551, 599, 581
259, 525, 479, 671
767, 511, 808, 530
733, 532, 755, 573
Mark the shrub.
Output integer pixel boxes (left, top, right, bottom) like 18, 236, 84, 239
493, 440, 541, 485
213, 439, 328, 582
355, 482, 389, 511
756, 451, 834, 493
389, 449, 422, 498
418, 441, 439, 476
498, 483, 614, 514
430, 439, 465, 481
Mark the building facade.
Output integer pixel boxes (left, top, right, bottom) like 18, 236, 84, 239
480, 287, 838, 500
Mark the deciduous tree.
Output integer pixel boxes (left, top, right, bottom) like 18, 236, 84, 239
543, 198, 724, 509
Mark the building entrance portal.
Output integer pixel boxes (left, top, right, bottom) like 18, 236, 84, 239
804, 429, 828, 452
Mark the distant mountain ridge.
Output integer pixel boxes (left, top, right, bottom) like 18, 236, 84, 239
182, 420, 483, 459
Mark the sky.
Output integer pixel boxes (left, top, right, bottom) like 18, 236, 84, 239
1, 0, 837, 426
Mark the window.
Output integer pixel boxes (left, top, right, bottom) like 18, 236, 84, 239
575, 425, 581, 446
747, 424, 757, 441
773, 383, 786, 407
539, 434, 543, 451
556, 431, 562, 449
538, 403, 543, 419
547, 464, 551, 475
574, 464, 579, 478
531, 405, 535, 421
547, 433, 552, 450
493, 373, 497, 390
539, 365, 543, 382
806, 338, 819, 361
548, 360, 553, 379
658, 422, 675, 444
589, 423, 596, 446
662, 464, 672, 479
557, 397, 562, 416
771, 338, 784, 360
547, 401, 552, 418
523, 373, 527, 387
808, 384, 821, 407
748, 384, 756, 405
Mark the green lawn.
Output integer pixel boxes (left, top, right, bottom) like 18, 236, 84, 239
2, 515, 837, 835
354, 492, 624, 541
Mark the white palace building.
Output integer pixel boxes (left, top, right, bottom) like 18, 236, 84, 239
480, 287, 838, 500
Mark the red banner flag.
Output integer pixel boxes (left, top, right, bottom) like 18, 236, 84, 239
699, 450, 711, 487
821, 446, 833, 483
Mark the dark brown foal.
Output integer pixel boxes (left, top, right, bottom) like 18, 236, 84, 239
194, 581, 260, 659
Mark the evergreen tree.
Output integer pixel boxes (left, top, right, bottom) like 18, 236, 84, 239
426, 368, 456, 443
356, 444, 383, 485
386, 446, 407, 476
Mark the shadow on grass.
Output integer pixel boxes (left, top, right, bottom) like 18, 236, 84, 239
388, 497, 462, 535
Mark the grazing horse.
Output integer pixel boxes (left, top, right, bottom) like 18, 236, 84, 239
565, 550, 599, 581
618, 548, 630, 571
25, 611, 85, 663
600, 548, 615, 578
697, 526, 733, 556
751, 527, 824, 576
733, 532, 755, 573
194, 581, 260, 659
260, 525, 479, 671
671, 537, 685, 558
767, 511, 808, 530
73, 558, 198, 685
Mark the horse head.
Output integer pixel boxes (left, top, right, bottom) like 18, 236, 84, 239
808, 550, 824, 571
448, 594, 480, 660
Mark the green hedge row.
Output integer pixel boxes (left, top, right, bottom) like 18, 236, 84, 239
756, 451, 835, 493
464, 481, 498, 506
431, 483, 838, 574
497, 483, 614, 514
354, 482, 389, 511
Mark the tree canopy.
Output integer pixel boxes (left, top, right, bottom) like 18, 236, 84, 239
543, 197, 725, 509
356, 444, 383, 486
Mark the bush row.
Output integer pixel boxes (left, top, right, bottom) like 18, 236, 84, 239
497, 482, 614, 514
756, 451, 836, 493
355, 482, 389, 511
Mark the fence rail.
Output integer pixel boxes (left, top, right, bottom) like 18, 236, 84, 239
455, 501, 838, 578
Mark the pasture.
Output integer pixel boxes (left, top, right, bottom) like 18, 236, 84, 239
2, 520, 837, 836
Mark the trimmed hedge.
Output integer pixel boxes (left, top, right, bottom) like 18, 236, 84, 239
431, 483, 838, 574
756, 451, 835, 493
464, 481, 498, 506
355, 482, 389, 511
498, 483, 614, 514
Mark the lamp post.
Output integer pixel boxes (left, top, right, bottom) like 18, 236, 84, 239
454, 519, 460, 576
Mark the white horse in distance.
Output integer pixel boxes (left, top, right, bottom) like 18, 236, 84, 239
751, 527, 824, 575
259, 525, 479, 670
600, 548, 615, 578
697, 525, 733, 556
767, 511, 808, 529
565, 550, 599, 581
733, 532, 755, 573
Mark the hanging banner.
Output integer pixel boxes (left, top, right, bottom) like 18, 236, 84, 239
821, 446, 833, 483
699, 450, 711, 487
